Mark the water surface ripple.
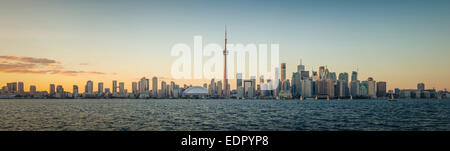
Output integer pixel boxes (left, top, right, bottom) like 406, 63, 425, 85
0, 99, 449, 131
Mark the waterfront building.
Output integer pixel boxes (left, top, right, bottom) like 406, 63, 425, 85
237, 86, 244, 99
336, 80, 346, 97
73, 85, 79, 97
56, 85, 64, 98
281, 63, 286, 82
182, 86, 208, 99
236, 73, 243, 89
161, 81, 167, 98
119, 82, 125, 94
301, 78, 313, 98
244, 80, 254, 98
30, 85, 37, 94
359, 81, 369, 97
112, 80, 118, 94
338, 72, 349, 96
350, 80, 360, 97
85, 80, 93, 94
351, 71, 358, 81
139, 77, 149, 93
367, 77, 377, 98
376, 81, 387, 98
18, 82, 24, 94
291, 72, 302, 98
7, 82, 17, 94
152, 77, 158, 97
132, 82, 138, 94
217, 81, 223, 97
49, 84, 55, 95
98, 82, 104, 94
315, 79, 334, 98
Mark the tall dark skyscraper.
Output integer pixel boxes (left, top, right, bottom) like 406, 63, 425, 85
377, 81, 387, 97
281, 63, 286, 82
49, 84, 55, 95
351, 71, 358, 81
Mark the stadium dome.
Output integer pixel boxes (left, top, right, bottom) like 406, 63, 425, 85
182, 86, 208, 98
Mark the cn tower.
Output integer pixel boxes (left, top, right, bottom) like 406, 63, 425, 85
223, 26, 229, 98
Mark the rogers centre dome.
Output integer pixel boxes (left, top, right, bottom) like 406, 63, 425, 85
182, 86, 208, 98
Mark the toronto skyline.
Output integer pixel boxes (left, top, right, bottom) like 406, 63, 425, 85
1, 0, 450, 92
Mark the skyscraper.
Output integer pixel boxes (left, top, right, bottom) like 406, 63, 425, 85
152, 76, 158, 97
139, 77, 149, 93
236, 73, 243, 89
338, 72, 349, 96
281, 63, 286, 82
367, 77, 376, 98
315, 79, 334, 98
291, 72, 302, 98
132, 82, 138, 94
244, 80, 254, 98
350, 80, 360, 97
56, 85, 64, 98
359, 81, 369, 97
7, 82, 17, 94
73, 85, 79, 97
376, 81, 387, 97
297, 60, 305, 73
18, 82, 24, 94
112, 80, 118, 94
56, 85, 64, 94
301, 78, 313, 98
351, 71, 358, 81
98, 82, 104, 94
161, 81, 167, 97
217, 80, 223, 97
86, 80, 93, 94
319, 66, 325, 79
119, 82, 125, 94
209, 78, 216, 95
49, 84, 55, 95
339, 73, 349, 82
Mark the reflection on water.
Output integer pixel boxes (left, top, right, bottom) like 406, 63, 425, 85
0, 99, 449, 131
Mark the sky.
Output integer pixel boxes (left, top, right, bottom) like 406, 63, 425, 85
1, 0, 450, 92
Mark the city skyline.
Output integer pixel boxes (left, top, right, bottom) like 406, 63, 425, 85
1, 0, 450, 91
0, 62, 446, 96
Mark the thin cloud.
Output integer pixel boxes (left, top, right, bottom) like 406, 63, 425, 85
0, 56, 59, 64
87, 71, 105, 75
0, 55, 106, 76
0, 63, 37, 70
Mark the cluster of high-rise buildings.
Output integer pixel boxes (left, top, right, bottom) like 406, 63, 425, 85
229, 62, 446, 100
0, 62, 448, 100
0, 76, 186, 99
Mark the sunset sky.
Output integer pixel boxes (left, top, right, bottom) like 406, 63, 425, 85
1, 0, 450, 92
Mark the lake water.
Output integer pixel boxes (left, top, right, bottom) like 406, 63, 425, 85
0, 99, 449, 131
